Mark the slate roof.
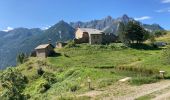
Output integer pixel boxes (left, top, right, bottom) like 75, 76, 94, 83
35, 44, 54, 49
79, 28, 104, 34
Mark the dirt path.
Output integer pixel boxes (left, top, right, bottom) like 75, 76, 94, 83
78, 80, 170, 100
152, 90, 170, 100
104, 80, 170, 100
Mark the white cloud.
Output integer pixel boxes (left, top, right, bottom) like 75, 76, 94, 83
156, 9, 165, 13
155, 8, 170, 13
41, 26, 51, 30
134, 16, 152, 21
3, 27, 14, 32
161, 0, 170, 3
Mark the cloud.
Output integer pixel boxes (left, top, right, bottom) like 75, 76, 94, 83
134, 16, 152, 21
155, 8, 170, 13
41, 26, 51, 30
3, 27, 14, 32
161, 0, 170, 3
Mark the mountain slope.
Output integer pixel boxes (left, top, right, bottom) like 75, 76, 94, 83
0, 28, 43, 69
0, 15, 165, 69
19, 20, 75, 57
0, 21, 75, 69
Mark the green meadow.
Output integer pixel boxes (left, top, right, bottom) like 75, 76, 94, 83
0, 32, 170, 99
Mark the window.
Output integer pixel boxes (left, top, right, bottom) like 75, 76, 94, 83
93, 35, 96, 39
93, 35, 100, 39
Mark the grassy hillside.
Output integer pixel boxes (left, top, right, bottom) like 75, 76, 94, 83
0, 31, 170, 99
156, 31, 170, 42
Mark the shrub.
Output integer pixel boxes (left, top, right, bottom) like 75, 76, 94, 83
37, 67, 44, 76
37, 60, 48, 66
42, 72, 57, 84
16, 53, 28, 65
65, 41, 77, 48
109, 43, 127, 50
153, 30, 167, 37
70, 84, 80, 92
38, 82, 51, 93
0, 68, 28, 99
63, 53, 70, 58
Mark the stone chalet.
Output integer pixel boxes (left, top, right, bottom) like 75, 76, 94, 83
74, 28, 117, 44
35, 44, 54, 58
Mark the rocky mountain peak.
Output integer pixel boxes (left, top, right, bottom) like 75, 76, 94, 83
105, 16, 113, 20
122, 14, 129, 19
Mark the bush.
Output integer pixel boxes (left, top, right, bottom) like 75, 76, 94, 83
37, 67, 44, 76
63, 53, 70, 58
42, 72, 57, 84
16, 53, 28, 65
109, 43, 127, 49
38, 82, 51, 93
65, 41, 77, 48
0, 68, 28, 99
153, 30, 167, 37
70, 84, 80, 92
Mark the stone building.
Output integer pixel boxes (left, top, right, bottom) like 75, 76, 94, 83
75, 28, 103, 44
35, 44, 54, 58
102, 33, 117, 44
75, 28, 117, 44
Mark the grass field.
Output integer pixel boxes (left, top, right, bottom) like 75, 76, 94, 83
0, 31, 170, 99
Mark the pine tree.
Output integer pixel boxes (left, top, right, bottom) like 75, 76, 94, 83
16, 53, 27, 65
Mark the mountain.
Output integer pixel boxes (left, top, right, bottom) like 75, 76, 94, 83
70, 14, 164, 36
0, 31, 6, 37
143, 24, 164, 31
0, 21, 75, 69
0, 28, 43, 69
0, 15, 164, 69
18, 21, 75, 58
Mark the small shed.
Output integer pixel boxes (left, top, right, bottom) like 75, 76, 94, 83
35, 44, 54, 58
56, 42, 67, 48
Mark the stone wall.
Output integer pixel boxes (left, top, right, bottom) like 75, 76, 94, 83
89, 34, 103, 44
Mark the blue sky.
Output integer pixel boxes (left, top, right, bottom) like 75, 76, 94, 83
0, 0, 170, 31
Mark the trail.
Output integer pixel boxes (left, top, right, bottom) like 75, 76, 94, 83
152, 89, 170, 100
78, 80, 170, 100
105, 80, 170, 100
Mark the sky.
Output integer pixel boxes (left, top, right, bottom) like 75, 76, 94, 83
0, 0, 170, 31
